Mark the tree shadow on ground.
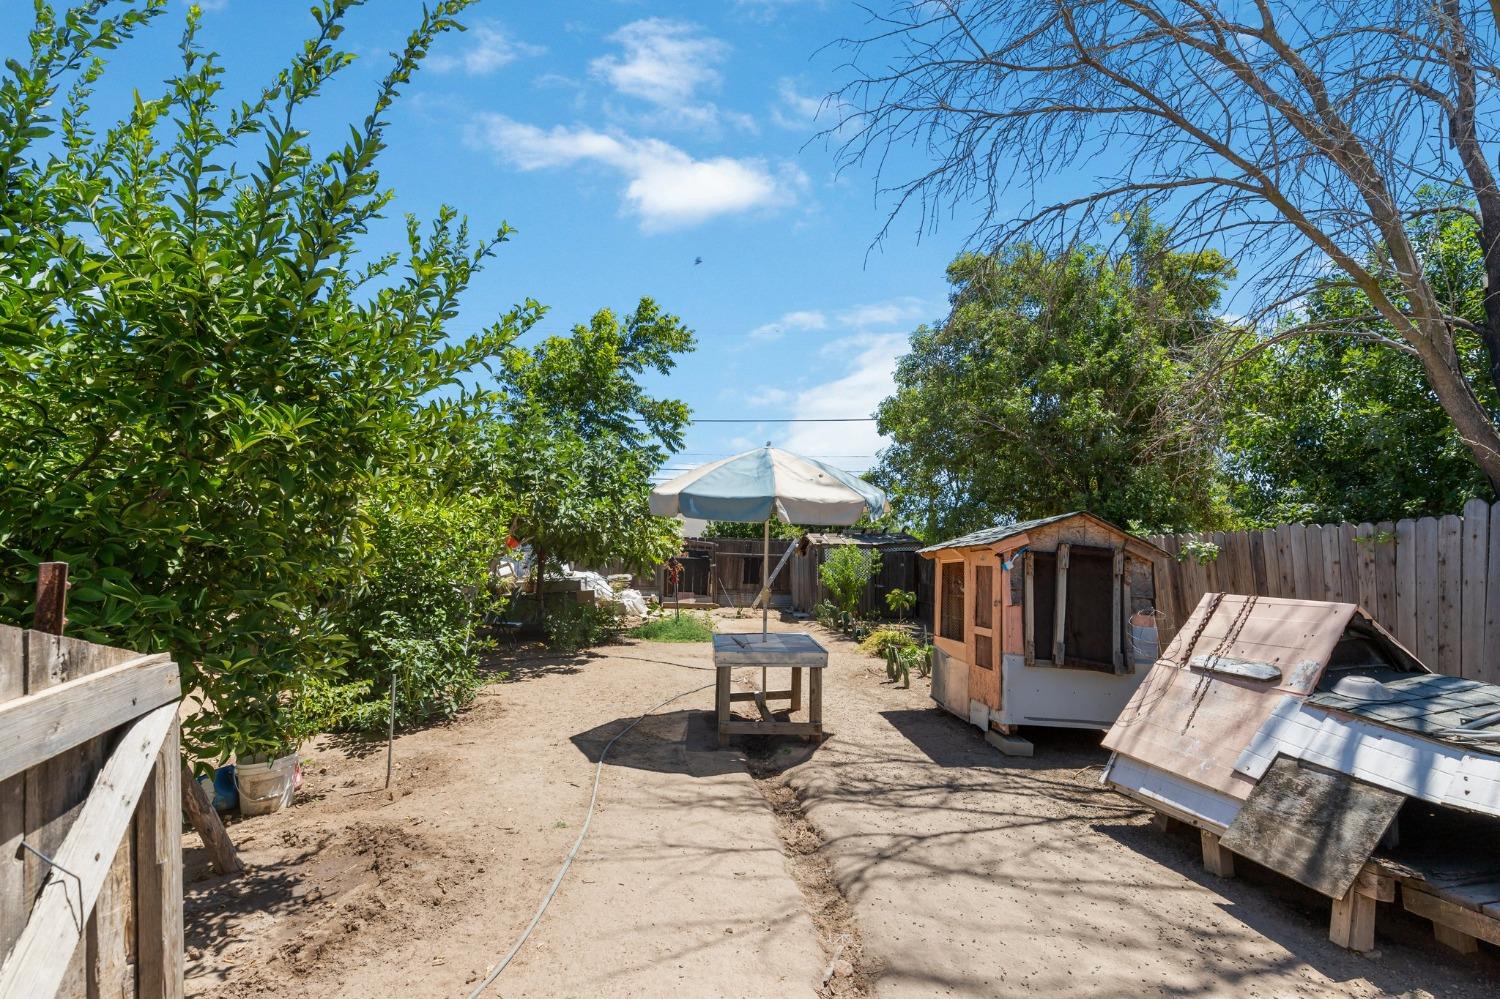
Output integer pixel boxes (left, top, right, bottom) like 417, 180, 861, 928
1093, 818, 1500, 990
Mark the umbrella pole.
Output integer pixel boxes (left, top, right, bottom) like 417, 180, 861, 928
762, 518, 770, 694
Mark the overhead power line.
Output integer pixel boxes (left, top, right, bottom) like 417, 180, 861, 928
686, 417, 877, 423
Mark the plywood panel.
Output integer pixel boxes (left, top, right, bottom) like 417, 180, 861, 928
1461, 499, 1490, 682
1220, 756, 1403, 899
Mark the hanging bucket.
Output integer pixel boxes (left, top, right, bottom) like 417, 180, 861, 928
236, 753, 296, 816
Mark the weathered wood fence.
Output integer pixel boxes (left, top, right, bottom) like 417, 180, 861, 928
1147, 497, 1500, 684
0, 623, 185, 998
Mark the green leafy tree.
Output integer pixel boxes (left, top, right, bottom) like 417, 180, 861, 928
819, 545, 882, 616
876, 222, 1234, 539
884, 587, 915, 622
0, 1, 537, 762
1223, 205, 1497, 523
496, 299, 694, 587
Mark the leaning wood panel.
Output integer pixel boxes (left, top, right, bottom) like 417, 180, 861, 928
1394, 518, 1419, 655
1436, 514, 1463, 676
1461, 499, 1490, 682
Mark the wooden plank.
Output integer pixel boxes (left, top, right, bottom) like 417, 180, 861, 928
1404, 887, 1500, 947
1306, 525, 1328, 600
178, 764, 243, 879
1394, 519, 1418, 651
1413, 518, 1440, 665
0, 654, 177, 783
1437, 514, 1463, 676
1488, 503, 1500, 687
0, 703, 175, 999
33, 562, 69, 636
1321, 524, 1343, 601
1329, 888, 1378, 952
753, 691, 774, 723
1355, 523, 1377, 614
1053, 543, 1070, 664
24, 632, 135, 996
1289, 524, 1313, 599
1461, 498, 1491, 682
1275, 525, 1297, 598
1339, 523, 1359, 603
1200, 830, 1235, 879
716, 668, 731, 748
720, 719, 822, 737
0, 626, 24, 963
1219, 756, 1403, 899
1373, 521, 1397, 632
1249, 530, 1270, 596
138, 725, 185, 999
88, 818, 135, 999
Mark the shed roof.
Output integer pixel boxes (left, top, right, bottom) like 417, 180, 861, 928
804, 530, 923, 551
917, 511, 1159, 555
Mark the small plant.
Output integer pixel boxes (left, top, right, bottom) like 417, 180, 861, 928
819, 545, 883, 616
861, 626, 916, 659
885, 588, 916, 622
545, 601, 623, 651
886, 643, 932, 688
628, 612, 714, 642
812, 600, 839, 628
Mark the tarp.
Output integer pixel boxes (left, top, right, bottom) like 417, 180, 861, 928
648, 445, 887, 525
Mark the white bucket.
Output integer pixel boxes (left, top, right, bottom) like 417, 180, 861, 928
236, 754, 296, 816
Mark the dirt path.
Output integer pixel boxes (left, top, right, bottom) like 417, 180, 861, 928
183, 641, 824, 998
185, 614, 1500, 998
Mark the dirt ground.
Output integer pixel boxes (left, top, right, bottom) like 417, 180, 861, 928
184, 611, 1500, 998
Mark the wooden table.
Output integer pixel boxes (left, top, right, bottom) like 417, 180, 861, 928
712, 632, 827, 747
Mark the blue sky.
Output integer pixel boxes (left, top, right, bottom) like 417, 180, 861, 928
1, 1, 986, 477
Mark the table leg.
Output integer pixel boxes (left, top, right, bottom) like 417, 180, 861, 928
791, 666, 802, 714
809, 668, 822, 738
717, 666, 731, 748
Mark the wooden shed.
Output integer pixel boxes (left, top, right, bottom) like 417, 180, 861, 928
920, 512, 1167, 755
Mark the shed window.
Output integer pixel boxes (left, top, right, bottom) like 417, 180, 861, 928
940, 561, 964, 641
974, 565, 993, 631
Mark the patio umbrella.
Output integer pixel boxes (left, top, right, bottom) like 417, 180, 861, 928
649, 444, 889, 639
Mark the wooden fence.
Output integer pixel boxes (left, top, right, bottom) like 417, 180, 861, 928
0, 624, 185, 998
1147, 497, 1500, 684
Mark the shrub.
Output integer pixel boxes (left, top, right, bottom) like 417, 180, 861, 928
545, 601, 623, 651
885, 588, 916, 621
629, 613, 714, 643
860, 627, 916, 659
819, 546, 883, 615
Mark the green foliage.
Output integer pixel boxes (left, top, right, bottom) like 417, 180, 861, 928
327, 487, 503, 735
496, 300, 693, 584
0, 1, 538, 762
628, 612, 714, 643
1222, 205, 1497, 524
1177, 540, 1220, 564
860, 626, 915, 658
819, 545, 882, 615
884, 588, 916, 621
885, 643, 931, 687
875, 218, 1233, 538
811, 600, 839, 628
701, 520, 803, 540
544, 601, 623, 651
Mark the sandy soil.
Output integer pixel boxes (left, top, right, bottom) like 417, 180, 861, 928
183, 612, 1500, 998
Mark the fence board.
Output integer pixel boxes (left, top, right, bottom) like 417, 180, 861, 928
1321, 524, 1343, 601
1437, 515, 1463, 676
1488, 503, 1500, 686
1340, 523, 1359, 604
1374, 521, 1397, 628
1461, 498, 1490, 682
0, 628, 23, 961
1260, 529, 1280, 597
1394, 518, 1419, 653
1276, 524, 1297, 596
1415, 517, 1441, 667
1289, 524, 1311, 598
1355, 523, 1377, 613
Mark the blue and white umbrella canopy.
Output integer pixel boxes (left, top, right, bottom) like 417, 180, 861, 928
649, 444, 888, 526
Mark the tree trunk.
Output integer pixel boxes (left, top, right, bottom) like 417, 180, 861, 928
1415, 338, 1500, 494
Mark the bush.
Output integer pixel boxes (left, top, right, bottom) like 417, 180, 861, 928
812, 600, 839, 627
860, 627, 916, 658
545, 601, 623, 651
887, 643, 933, 688
819, 546, 883, 615
629, 612, 714, 643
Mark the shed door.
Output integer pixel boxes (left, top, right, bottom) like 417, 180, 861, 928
968, 553, 1001, 712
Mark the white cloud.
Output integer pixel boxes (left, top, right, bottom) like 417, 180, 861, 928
745, 387, 791, 406
468, 114, 804, 231
771, 78, 822, 129
749, 309, 827, 342
836, 296, 931, 328
430, 23, 542, 75
591, 19, 734, 129
778, 333, 907, 470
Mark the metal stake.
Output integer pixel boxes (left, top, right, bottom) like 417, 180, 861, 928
385, 664, 396, 790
